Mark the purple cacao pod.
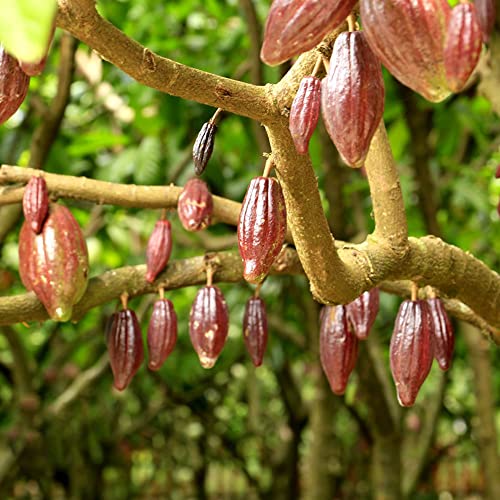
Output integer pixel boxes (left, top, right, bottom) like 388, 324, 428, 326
107, 308, 144, 390
319, 305, 359, 396
390, 299, 434, 407
22, 176, 49, 234
145, 219, 172, 283
261, 0, 357, 66
189, 285, 229, 368
346, 287, 380, 340
289, 76, 321, 155
444, 3, 483, 93
475, 0, 495, 43
237, 176, 287, 284
147, 298, 178, 370
0, 47, 30, 125
18, 204, 89, 322
193, 121, 217, 175
243, 296, 268, 367
177, 178, 213, 231
427, 297, 454, 371
322, 31, 385, 167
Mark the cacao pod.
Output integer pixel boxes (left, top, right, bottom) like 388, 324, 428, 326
18, 203, 89, 321
319, 305, 359, 396
177, 178, 213, 231
0, 47, 30, 125
189, 285, 229, 368
261, 0, 357, 65
193, 121, 217, 175
243, 296, 268, 367
22, 176, 49, 234
496, 164, 500, 178
427, 297, 454, 371
322, 31, 385, 167
147, 298, 178, 370
19, 25, 55, 77
346, 287, 380, 340
475, 0, 495, 43
238, 177, 287, 283
145, 219, 172, 283
289, 76, 321, 155
359, 0, 452, 102
107, 308, 144, 390
390, 299, 433, 407
444, 3, 482, 93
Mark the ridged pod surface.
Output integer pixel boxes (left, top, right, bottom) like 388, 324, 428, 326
177, 178, 213, 231
189, 285, 229, 368
427, 297, 454, 371
22, 176, 49, 234
243, 296, 268, 367
289, 76, 321, 155
390, 300, 434, 407
319, 305, 359, 396
322, 31, 385, 167
346, 287, 380, 340
360, 0, 452, 102
147, 298, 178, 370
238, 177, 287, 283
18, 204, 89, 322
444, 3, 482, 93
107, 309, 144, 390
0, 47, 30, 125
145, 220, 172, 283
475, 0, 496, 43
261, 0, 357, 65
193, 122, 217, 175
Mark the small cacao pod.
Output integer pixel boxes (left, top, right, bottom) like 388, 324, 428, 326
107, 308, 144, 390
177, 178, 213, 231
238, 177, 287, 284
444, 3, 483, 93
319, 305, 359, 396
145, 219, 172, 283
260, 0, 357, 66
22, 176, 49, 234
0, 47, 30, 125
243, 296, 268, 367
475, 0, 495, 43
189, 285, 229, 368
346, 287, 380, 340
495, 164, 500, 178
390, 299, 434, 407
147, 298, 178, 370
289, 76, 321, 155
18, 203, 89, 321
427, 297, 454, 371
193, 121, 217, 175
322, 31, 385, 167
360, 0, 451, 102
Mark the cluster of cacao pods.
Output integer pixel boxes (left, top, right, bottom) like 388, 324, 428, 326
18, 176, 90, 322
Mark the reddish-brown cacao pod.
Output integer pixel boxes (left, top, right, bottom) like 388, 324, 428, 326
427, 297, 454, 371
289, 76, 321, 155
320, 305, 359, 396
346, 287, 380, 340
243, 296, 268, 367
147, 298, 178, 370
322, 31, 385, 167
107, 309, 144, 390
193, 122, 217, 176
22, 176, 49, 234
360, 0, 451, 102
475, 0, 496, 43
237, 176, 287, 284
177, 178, 213, 231
18, 203, 89, 321
261, 0, 357, 65
444, 3, 482, 93
0, 47, 30, 125
189, 285, 229, 368
390, 299, 434, 407
145, 219, 172, 283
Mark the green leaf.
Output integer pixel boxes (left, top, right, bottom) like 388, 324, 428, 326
0, 0, 57, 62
